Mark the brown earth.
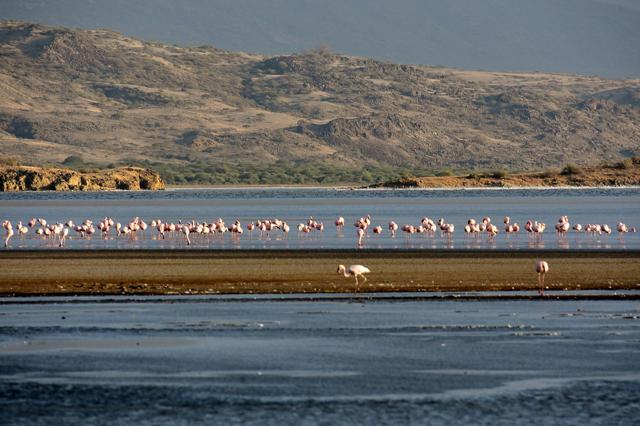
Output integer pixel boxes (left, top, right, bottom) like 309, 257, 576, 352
376, 160, 640, 188
0, 165, 165, 191
0, 20, 639, 177
0, 250, 638, 296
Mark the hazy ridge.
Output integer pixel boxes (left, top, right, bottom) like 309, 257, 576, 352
0, 21, 639, 185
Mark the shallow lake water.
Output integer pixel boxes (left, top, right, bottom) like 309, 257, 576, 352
1, 187, 639, 250
0, 294, 639, 425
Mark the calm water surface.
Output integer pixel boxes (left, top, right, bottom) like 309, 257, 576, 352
1, 187, 639, 250
0, 294, 639, 425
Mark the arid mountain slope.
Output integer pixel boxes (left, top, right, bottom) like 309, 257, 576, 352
0, 21, 639, 183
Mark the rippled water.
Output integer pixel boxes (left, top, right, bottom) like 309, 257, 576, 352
1, 295, 639, 425
1, 187, 639, 250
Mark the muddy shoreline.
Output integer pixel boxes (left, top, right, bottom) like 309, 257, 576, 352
1, 249, 638, 297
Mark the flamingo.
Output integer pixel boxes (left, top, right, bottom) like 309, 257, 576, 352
59, 228, 69, 247
486, 224, 498, 239
3, 221, 14, 248
536, 260, 549, 296
182, 226, 191, 246
17, 221, 28, 237
357, 228, 365, 246
337, 264, 370, 293
388, 221, 398, 237
335, 217, 345, 228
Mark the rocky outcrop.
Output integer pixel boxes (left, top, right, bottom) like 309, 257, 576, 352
373, 160, 640, 188
0, 166, 165, 191
296, 113, 429, 143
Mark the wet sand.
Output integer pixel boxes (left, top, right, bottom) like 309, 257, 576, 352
0, 250, 638, 296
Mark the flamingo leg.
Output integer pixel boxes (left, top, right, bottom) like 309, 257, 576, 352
354, 275, 359, 293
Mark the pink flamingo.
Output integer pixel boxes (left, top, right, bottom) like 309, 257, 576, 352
442, 223, 455, 241
17, 221, 28, 237
486, 224, 498, 239
402, 224, 415, 239
357, 228, 365, 246
337, 264, 370, 293
536, 260, 549, 295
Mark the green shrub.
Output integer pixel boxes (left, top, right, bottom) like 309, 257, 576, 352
0, 157, 20, 166
62, 155, 85, 168
491, 169, 508, 179
616, 158, 634, 169
436, 169, 454, 177
541, 168, 559, 178
561, 163, 583, 176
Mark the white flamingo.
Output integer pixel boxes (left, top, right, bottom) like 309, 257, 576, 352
337, 264, 371, 293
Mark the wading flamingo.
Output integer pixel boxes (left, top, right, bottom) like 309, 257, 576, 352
59, 228, 69, 247
183, 226, 191, 246
3, 221, 14, 248
388, 221, 398, 237
337, 264, 371, 293
536, 260, 549, 296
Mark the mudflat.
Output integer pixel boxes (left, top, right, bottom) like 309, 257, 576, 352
0, 250, 638, 296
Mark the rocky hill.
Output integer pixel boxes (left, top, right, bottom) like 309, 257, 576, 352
0, 21, 639, 184
0, 165, 165, 191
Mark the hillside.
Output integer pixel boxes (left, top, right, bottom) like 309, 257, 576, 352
2, 0, 640, 78
0, 21, 639, 185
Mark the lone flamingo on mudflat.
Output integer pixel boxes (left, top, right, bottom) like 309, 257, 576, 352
536, 260, 549, 296
337, 264, 370, 293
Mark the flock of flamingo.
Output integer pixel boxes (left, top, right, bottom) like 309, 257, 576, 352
1, 214, 636, 248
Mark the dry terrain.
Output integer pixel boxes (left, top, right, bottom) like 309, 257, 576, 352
1, 21, 639, 184
376, 159, 640, 188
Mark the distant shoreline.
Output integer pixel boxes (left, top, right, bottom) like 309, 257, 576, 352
164, 184, 640, 191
